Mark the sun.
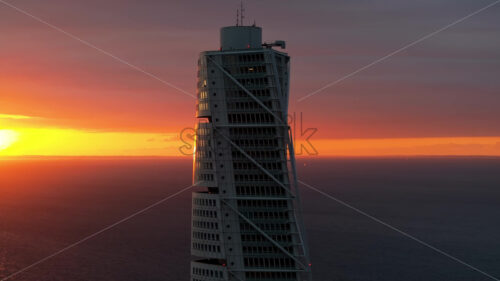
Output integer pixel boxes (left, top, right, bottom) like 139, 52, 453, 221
0, 129, 19, 151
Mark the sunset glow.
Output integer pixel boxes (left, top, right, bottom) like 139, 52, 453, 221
0, 130, 19, 151
0, 114, 33, 120
1, 1, 499, 158
300, 137, 500, 157
0, 127, 180, 156
0, 125, 499, 157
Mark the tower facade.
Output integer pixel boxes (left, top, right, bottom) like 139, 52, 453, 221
191, 25, 311, 281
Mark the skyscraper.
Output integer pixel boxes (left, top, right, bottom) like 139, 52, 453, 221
191, 23, 311, 281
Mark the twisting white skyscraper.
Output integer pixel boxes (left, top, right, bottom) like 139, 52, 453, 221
191, 23, 311, 281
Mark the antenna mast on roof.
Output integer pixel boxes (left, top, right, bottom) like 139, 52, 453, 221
236, 8, 239, 26
240, 1, 245, 26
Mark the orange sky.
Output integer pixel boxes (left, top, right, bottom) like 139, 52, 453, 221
1, 1, 499, 157
1, 115, 500, 157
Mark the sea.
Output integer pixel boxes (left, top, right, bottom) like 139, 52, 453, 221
0, 157, 499, 281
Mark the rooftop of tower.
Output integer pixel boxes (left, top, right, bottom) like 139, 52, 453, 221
219, 25, 286, 52
220, 25, 262, 51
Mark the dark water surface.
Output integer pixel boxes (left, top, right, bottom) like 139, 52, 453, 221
0, 157, 499, 281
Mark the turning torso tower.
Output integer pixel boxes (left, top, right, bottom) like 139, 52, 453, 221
191, 24, 311, 281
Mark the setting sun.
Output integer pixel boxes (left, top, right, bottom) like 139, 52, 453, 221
0, 129, 18, 151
